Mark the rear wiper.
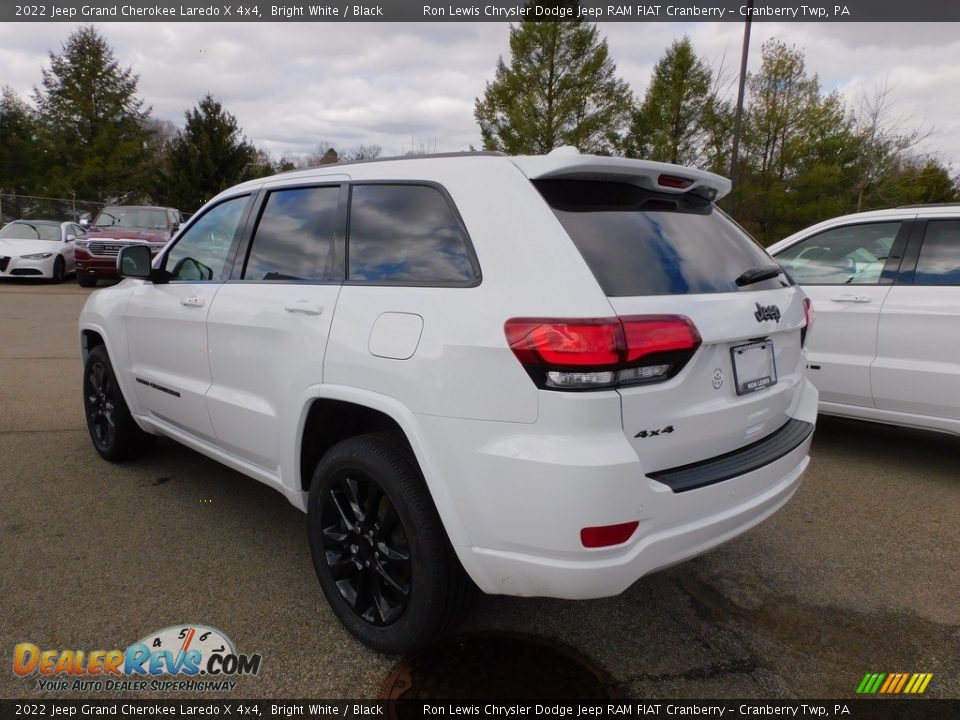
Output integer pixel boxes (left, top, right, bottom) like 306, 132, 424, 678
736, 265, 782, 287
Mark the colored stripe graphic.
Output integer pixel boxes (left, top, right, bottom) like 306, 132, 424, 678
892, 673, 909, 693
858, 672, 933, 694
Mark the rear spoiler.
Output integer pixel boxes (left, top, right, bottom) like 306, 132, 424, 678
509, 149, 731, 202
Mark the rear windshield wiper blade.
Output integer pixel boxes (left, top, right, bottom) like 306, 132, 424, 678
736, 265, 782, 287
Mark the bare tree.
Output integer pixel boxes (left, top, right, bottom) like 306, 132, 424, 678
852, 78, 934, 211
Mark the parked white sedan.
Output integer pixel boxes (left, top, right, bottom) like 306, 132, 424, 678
768, 205, 960, 436
0, 220, 83, 282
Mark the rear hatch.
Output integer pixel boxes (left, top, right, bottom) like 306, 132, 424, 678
525, 160, 809, 476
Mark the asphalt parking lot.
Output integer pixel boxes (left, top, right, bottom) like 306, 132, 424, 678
1, 280, 958, 700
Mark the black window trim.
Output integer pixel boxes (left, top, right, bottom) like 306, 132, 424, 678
343, 180, 482, 289
227, 181, 347, 285
775, 219, 913, 287
160, 192, 257, 284
895, 217, 960, 287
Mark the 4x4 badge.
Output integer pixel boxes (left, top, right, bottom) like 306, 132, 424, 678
635, 425, 674, 439
754, 303, 781, 323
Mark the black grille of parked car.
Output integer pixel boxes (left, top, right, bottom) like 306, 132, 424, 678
0, 257, 9, 271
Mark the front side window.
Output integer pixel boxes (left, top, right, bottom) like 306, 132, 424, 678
243, 186, 341, 282
164, 196, 248, 282
347, 184, 478, 284
775, 222, 902, 285
913, 220, 960, 285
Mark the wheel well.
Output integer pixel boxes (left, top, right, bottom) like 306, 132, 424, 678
300, 399, 411, 491
81, 330, 105, 361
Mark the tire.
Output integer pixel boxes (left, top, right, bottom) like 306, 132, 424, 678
83, 345, 157, 462
307, 432, 473, 654
52, 256, 65, 283
78, 273, 97, 288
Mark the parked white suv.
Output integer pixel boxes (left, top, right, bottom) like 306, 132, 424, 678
80, 150, 817, 653
769, 205, 960, 436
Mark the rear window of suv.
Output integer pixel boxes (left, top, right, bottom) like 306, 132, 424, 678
534, 179, 783, 297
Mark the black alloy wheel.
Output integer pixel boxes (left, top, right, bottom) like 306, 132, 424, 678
307, 433, 474, 654
82, 345, 157, 461
85, 356, 117, 451
320, 470, 412, 625
53, 256, 65, 283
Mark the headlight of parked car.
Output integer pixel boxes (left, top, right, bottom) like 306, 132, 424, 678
21, 253, 54, 259
74, 240, 89, 249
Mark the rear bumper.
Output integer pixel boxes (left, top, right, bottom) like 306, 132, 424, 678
465, 439, 809, 598
420, 378, 818, 599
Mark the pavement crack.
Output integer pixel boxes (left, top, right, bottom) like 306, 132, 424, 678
625, 656, 759, 684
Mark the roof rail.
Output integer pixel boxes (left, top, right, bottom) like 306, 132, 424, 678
276, 150, 507, 174
896, 202, 960, 208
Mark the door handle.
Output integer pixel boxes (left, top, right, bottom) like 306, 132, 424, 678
830, 295, 872, 303
181, 295, 205, 307
284, 301, 324, 316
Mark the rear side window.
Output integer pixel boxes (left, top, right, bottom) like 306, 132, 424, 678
775, 222, 902, 285
913, 220, 960, 285
243, 186, 341, 282
534, 180, 782, 297
347, 184, 478, 285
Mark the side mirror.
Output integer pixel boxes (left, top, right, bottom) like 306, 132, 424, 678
66, 234, 76, 242
79, 218, 90, 227
117, 245, 153, 280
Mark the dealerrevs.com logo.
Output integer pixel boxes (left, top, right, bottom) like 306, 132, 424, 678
13, 625, 262, 693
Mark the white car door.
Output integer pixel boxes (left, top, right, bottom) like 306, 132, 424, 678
873, 217, 960, 422
774, 219, 911, 408
123, 194, 252, 440
205, 184, 345, 474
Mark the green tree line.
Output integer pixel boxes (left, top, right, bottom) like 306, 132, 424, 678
477, 12, 958, 244
0, 26, 274, 219
2, 23, 957, 246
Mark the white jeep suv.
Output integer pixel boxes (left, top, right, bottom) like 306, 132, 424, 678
79, 150, 818, 653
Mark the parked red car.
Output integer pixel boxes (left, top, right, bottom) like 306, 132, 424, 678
75, 206, 183, 287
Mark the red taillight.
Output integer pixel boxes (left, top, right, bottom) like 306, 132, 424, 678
658, 174, 694, 189
801, 297, 815, 347
504, 315, 700, 390
505, 319, 622, 367
621, 317, 701, 362
581, 521, 639, 548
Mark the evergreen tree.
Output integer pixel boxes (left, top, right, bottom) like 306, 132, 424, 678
0, 87, 42, 219
475, 3, 633, 155
159, 94, 257, 212
33, 26, 151, 203
628, 38, 712, 165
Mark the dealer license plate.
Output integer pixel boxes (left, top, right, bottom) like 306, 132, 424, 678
731, 340, 777, 395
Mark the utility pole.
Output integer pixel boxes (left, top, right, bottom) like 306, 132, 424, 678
729, 0, 754, 214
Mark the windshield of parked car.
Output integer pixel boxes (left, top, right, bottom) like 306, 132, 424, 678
0, 222, 61, 241
93, 207, 168, 230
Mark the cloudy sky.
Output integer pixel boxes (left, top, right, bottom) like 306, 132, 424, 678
2, 21, 959, 168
